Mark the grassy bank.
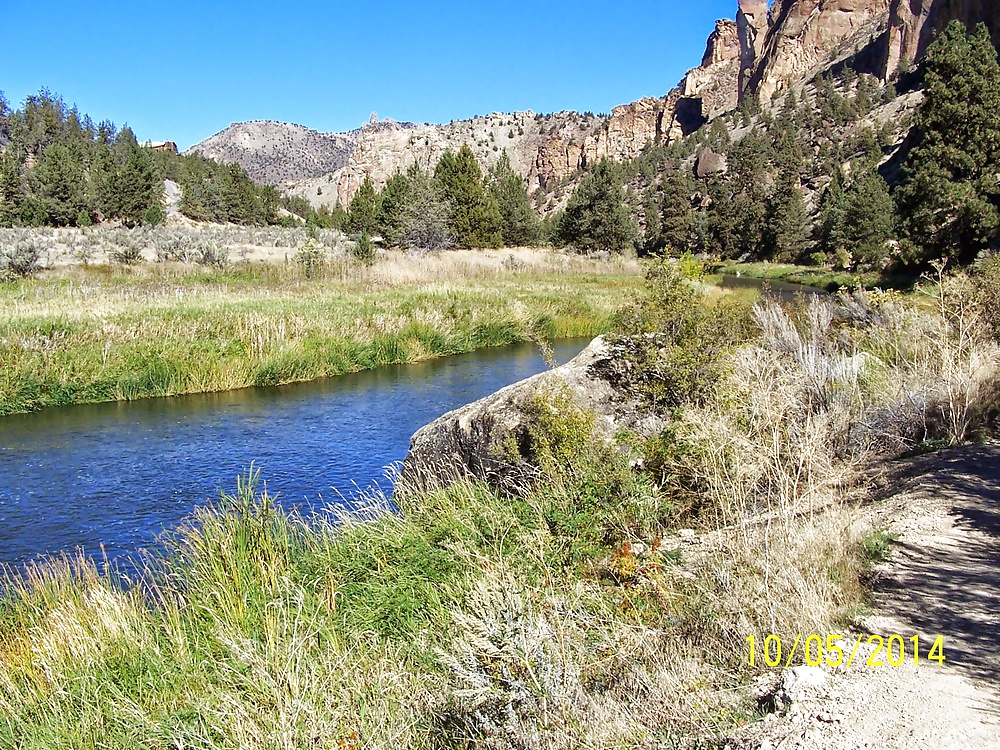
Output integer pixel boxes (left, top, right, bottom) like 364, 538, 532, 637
1, 262, 997, 748
0, 248, 640, 415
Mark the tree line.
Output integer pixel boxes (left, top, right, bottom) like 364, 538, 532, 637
551, 21, 1000, 275
295, 144, 542, 250
0, 91, 282, 228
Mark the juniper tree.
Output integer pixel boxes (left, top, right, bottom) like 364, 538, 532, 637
487, 151, 540, 247
558, 159, 638, 253
401, 163, 452, 250
347, 176, 379, 235
897, 21, 1000, 265
435, 144, 502, 248
376, 171, 410, 246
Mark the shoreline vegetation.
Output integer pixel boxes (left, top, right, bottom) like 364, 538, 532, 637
0, 239, 642, 416
1, 256, 997, 748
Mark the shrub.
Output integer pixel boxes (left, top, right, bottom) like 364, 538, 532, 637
351, 232, 376, 266
0, 241, 41, 280
611, 260, 752, 408
110, 240, 142, 265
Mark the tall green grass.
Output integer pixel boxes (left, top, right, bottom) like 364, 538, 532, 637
0, 255, 639, 415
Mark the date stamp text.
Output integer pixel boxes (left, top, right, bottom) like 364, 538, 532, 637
746, 634, 946, 668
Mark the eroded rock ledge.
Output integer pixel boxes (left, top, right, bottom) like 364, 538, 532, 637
399, 337, 661, 494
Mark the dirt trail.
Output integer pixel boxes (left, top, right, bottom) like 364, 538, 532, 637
739, 444, 1000, 750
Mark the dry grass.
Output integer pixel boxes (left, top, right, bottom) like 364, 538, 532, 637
0, 233, 641, 415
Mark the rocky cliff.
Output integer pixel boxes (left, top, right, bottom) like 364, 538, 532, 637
883, 0, 1000, 77
190, 0, 1000, 208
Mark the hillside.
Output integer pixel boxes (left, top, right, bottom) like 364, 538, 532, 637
189, 120, 356, 185
187, 0, 999, 215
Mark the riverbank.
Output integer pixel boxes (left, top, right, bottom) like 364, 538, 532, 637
0, 247, 641, 416
2, 262, 996, 748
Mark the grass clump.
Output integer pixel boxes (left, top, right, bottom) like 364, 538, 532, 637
861, 528, 900, 565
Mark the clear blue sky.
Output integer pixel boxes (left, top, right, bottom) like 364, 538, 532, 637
3, 0, 738, 150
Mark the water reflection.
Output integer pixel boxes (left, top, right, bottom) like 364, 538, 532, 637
0, 340, 589, 569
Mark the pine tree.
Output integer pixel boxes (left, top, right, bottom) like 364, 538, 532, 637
35, 142, 87, 226
767, 170, 809, 261
0, 150, 23, 225
434, 144, 502, 248
897, 21, 1000, 265
376, 171, 410, 246
658, 171, 696, 254
558, 159, 638, 253
728, 129, 772, 257
221, 163, 259, 224
115, 131, 161, 227
817, 169, 849, 257
346, 176, 379, 235
642, 190, 664, 254
487, 151, 540, 247
843, 169, 896, 268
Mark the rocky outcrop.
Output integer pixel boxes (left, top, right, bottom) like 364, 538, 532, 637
696, 147, 729, 178
682, 20, 743, 121
189, 121, 356, 185
738, 0, 772, 94
884, 0, 1000, 78
749, 0, 893, 103
399, 337, 662, 494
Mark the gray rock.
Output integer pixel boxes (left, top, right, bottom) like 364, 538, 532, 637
399, 337, 663, 495
781, 665, 827, 703
696, 146, 728, 178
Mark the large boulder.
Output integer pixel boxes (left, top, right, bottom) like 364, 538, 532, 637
399, 337, 662, 494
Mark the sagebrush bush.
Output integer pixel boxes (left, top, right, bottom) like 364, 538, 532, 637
0, 241, 41, 280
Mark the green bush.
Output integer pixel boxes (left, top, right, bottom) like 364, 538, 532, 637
611, 261, 752, 408
352, 232, 376, 266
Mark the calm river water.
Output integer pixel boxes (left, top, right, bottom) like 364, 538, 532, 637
0, 340, 589, 570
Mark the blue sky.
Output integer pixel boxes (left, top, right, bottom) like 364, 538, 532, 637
3, 0, 737, 150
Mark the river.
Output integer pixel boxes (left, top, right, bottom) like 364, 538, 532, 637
0, 339, 590, 571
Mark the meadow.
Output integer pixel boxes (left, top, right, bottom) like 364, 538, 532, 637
0, 226, 642, 415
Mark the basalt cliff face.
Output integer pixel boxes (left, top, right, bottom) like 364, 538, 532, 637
883, 0, 1000, 77
189, 0, 999, 207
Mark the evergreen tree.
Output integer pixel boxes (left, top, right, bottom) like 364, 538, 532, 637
434, 144, 502, 247
221, 163, 259, 224
346, 176, 379, 235
0, 150, 23, 225
115, 130, 161, 227
558, 159, 638, 253
376, 171, 410, 246
401, 163, 452, 250
728, 128, 772, 257
897, 21, 1000, 264
842, 169, 896, 268
487, 151, 540, 247
642, 190, 664, 255
658, 171, 696, 254
35, 142, 87, 225
89, 144, 119, 219
817, 169, 849, 257
767, 170, 809, 261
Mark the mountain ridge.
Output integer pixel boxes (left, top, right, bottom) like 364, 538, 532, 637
188, 0, 999, 208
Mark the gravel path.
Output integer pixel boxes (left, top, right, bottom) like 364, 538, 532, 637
734, 445, 1000, 750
